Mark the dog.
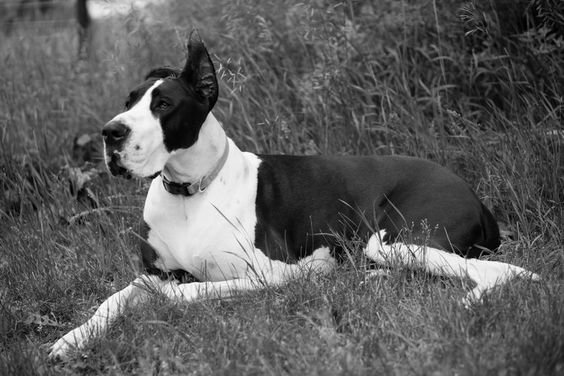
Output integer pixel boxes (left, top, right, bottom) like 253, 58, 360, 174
49, 31, 538, 360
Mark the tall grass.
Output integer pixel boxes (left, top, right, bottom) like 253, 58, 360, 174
0, 0, 562, 374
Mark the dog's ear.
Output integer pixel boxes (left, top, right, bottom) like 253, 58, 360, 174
145, 67, 180, 80
181, 30, 218, 110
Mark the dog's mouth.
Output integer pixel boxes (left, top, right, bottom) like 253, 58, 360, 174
106, 151, 161, 180
107, 152, 132, 179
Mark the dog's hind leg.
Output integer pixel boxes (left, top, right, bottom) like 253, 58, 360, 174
363, 230, 539, 306
49, 275, 163, 360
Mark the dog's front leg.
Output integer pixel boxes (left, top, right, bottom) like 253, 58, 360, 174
49, 275, 162, 361
151, 250, 337, 303
155, 278, 259, 302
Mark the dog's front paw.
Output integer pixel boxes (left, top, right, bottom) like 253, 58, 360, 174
48, 328, 87, 361
48, 337, 73, 361
459, 286, 486, 309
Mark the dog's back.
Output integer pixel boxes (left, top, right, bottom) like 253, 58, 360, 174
254, 154, 500, 260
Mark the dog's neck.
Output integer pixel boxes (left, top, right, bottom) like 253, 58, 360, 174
162, 113, 228, 185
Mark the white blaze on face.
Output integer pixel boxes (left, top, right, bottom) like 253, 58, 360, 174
109, 79, 171, 178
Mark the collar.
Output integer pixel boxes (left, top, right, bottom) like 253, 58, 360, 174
161, 139, 229, 196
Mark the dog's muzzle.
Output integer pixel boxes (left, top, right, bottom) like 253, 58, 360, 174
106, 151, 132, 178
102, 120, 132, 178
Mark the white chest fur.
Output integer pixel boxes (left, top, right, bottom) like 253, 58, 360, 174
143, 141, 262, 281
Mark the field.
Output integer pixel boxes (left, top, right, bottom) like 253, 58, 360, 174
1, 0, 563, 374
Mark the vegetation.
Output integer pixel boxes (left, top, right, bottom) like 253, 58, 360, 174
0, 0, 562, 374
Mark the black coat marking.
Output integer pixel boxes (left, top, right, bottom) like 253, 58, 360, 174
254, 154, 500, 261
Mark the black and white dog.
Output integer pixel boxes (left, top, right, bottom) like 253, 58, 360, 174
49, 32, 538, 359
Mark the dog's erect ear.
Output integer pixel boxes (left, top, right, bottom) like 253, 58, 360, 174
181, 30, 218, 110
145, 67, 180, 80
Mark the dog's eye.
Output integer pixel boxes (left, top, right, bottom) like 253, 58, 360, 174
157, 101, 169, 111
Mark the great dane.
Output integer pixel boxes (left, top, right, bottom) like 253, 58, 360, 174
49, 31, 538, 360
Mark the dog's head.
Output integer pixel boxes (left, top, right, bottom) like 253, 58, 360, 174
102, 31, 218, 179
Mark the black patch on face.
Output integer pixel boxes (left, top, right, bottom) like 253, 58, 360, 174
147, 32, 218, 152
124, 79, 159, 110
124, 67, 180, 110
149, 78, 210, 151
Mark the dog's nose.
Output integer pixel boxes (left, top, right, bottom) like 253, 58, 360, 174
102, 121, 130, 144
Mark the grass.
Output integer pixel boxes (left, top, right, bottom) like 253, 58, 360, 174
0, 0, 563, 374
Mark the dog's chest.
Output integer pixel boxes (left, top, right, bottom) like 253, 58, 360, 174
142, 153, 262, 281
